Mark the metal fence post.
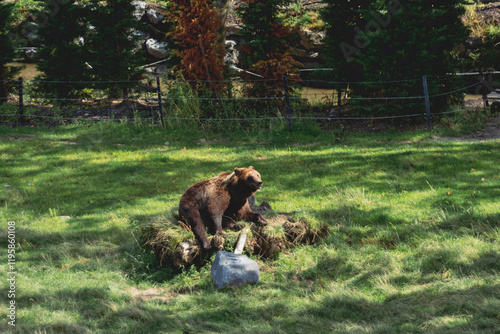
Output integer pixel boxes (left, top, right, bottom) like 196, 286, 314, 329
18, 77, 25, 125
283, 75, 293, 131
422, 75, 431, 131
156, 76, 164, 127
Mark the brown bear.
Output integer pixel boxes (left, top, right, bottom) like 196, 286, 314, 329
178, 166, 268, 250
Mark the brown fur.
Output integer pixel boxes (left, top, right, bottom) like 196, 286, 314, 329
178, 166, 267, 250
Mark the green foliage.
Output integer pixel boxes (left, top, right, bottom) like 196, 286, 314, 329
236, 0, 301, 101
464, 4, 500, 69
320, 0, 368, 82
35, 0, 91, 101
34, 0, 145, 102
236, 0, 291, 67
439, 106, 495, 135
0, 100, 17, 122
321, 0, 469, 118
0, 0, 21, 102
85, 0, 145, 99
163, 74, 203, 120
281, 0, 324, 31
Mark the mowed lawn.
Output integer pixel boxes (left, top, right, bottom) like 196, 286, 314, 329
0, 123, 499, 333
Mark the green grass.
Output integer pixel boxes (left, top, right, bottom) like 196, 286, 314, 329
0, 122, 499, 333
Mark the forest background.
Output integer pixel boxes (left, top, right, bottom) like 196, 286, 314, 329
1, 0, 500, 123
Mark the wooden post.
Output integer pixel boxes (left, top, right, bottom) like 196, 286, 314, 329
422, 75, 431, 131
283, 75, 293, 131
156, 76, 164, 127
234, 228, 250, 255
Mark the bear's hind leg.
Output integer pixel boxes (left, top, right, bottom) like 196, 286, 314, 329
179, 206, 212, 250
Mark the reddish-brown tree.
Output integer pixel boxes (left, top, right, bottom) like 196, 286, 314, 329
169, 0, 227, 97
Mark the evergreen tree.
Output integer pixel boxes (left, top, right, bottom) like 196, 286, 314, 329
236, 0, 301, 98
320, 0, 369, 106
169, 0, 227, 97
321, 0, 469, 118
86, 0, 145, 101
35, 0, 91, 102
0, 0, 20, 104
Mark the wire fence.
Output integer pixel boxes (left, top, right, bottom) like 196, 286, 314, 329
0, 70, 496, 130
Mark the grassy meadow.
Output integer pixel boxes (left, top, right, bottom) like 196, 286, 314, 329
0, 121, 499, 333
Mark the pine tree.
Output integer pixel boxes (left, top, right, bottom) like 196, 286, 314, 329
35, 0, 91, 102
86, 0, 145, 101
169, 0, 227, 97
0, 0, 21, 104
236, 0, 301, 99
320, 0, 369, 106
321, 0, 469, 118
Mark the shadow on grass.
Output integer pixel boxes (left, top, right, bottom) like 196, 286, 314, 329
9, 281, 498, 333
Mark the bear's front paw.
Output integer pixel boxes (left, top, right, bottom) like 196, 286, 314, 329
212, 234, 225, 250
257, 215, 267, 226
226, 220, 244, 231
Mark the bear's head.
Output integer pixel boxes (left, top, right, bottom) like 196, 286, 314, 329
234, 166, 263, 194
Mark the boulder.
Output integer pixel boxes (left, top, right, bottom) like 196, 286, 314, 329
224, 40, 239, 65
299, 29, 325, 50
211, 251, 260, 289
23, 47, 38, 60
225, 24, 242, 38
132, 1, 146, 20
146, 8, 164, 24
145, 38, 169, 59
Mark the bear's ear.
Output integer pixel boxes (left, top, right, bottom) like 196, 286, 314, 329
234, 167, 241, 175
249, 166, 254, 170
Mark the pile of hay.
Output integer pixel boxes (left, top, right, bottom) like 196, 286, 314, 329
142, 201, 329, 268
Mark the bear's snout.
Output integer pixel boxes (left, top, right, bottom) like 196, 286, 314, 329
254, 181, 263, 191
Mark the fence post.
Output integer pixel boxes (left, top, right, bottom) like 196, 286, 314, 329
18, 77, 25, 125
156, 76, 164, 127
422, 75, 431, 131
283, 75, 293, 131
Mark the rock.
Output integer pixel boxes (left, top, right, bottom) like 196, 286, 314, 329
225, 24, 242, 37
131, 29, 149, 51
211, 251, 260, 289
299, 29, 325, 50
132, 1, 146, 20
145, 38, 169, 59
144, 65, 167, 76
146, 8, 164, 24
20, 47, 38, 60
224, 40, 239, 65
